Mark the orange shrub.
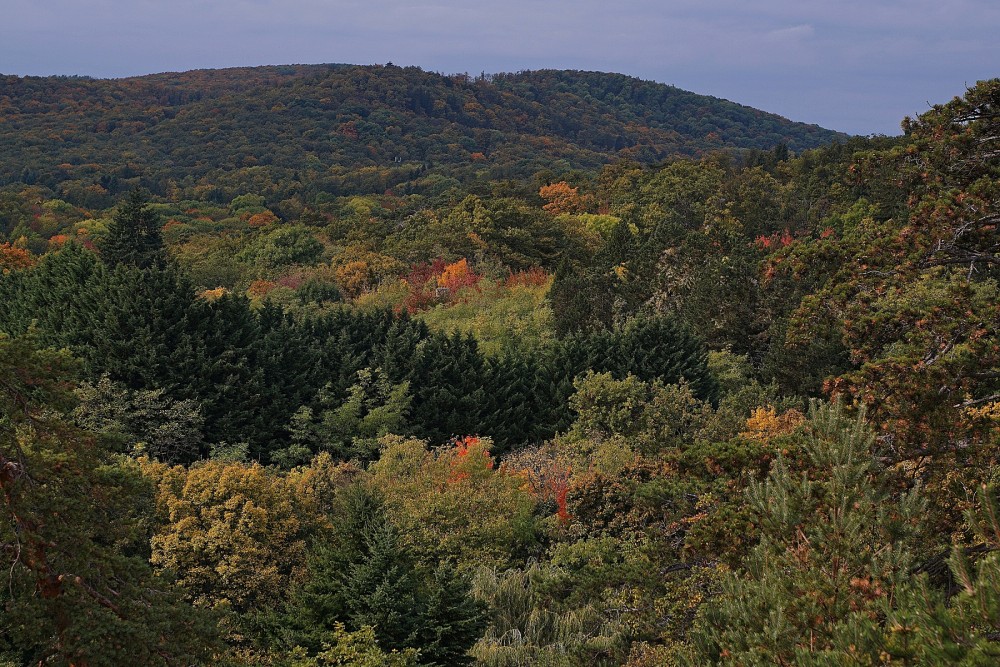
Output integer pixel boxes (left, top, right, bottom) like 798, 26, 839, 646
437, 258, 480, 292
198, 287, 227, 301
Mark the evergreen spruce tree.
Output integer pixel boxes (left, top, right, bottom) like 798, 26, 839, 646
194, 292, 269, 449
409, 332, 486, 443
98, 189, 166, 270
594, 219, 636, 270
277, 484, 484, 665
614, 316, 719, 403
0, 242, 105, 348
417, 562, 486, 667
273, 484, 386, 654
480, 354, 536, 455
342, 517, 422, 651
88, 263, 202, 395
378, 315, 429, 384
549, 256, 598, 337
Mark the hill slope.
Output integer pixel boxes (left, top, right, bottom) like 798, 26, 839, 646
0, 64, 847, 204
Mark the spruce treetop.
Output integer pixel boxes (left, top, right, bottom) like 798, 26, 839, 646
99, 189, 165, 270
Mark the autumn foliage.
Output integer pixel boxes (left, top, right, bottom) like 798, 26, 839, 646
3, 74, 1000, 667
0, 242, 35, 273
504, 446, 572, 523
246, 210, 279, 227
401, 257, 482, 312
402, 258, 447, 312
247, 279, 278, 299
437, 258, 480, 292
504, 266, 549, 288
740, 406, 805, 442
448, 435, 494, 483
539, 181, 592, 215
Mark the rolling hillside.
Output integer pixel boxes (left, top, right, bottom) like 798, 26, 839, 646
0, 64, 846, 205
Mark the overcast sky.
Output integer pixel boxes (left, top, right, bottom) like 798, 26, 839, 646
1, 0, 997, 135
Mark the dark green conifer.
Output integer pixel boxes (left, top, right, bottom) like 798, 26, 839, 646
417, 562, 486, 666
277, 485, 484, 665
98, 189, 166, 270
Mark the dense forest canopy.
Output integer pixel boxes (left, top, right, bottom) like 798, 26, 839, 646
0, 64, 844, 207
1, 67, 999, 666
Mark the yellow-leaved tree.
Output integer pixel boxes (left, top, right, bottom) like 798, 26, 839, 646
369, 435, 539, 569
141, 458, 324, 617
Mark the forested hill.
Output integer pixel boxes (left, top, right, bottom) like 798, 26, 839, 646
0, 64, 845, 205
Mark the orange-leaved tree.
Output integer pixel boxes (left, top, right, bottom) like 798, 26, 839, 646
437, 258, 481, 292
0, 242, 35, 273
539, 181, 592, 215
